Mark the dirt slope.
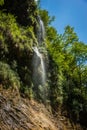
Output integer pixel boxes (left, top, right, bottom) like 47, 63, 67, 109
0, 86, 83, 130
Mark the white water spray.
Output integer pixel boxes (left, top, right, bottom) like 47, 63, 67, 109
37, 16, 45, 44
33, 47, 46, 85
35, 0, 38, 2
32, 15, 48, 101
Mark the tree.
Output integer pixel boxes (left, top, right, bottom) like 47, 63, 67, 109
0, 0, 4, 6
39, 9, 55, 28
47, 24, 87, 126
1, 0, 37, 26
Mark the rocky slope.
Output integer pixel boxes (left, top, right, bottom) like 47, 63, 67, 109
0, 86, 83, 130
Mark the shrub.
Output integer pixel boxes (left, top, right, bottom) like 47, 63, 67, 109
0, 61, 20, 88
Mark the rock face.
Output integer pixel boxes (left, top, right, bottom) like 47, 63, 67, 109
0, 86, 83, 130
0, 86, 59, 130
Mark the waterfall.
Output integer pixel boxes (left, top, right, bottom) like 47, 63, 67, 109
37, 15, 45, 44
33, 47, 46, 85
32, 15, 47, 101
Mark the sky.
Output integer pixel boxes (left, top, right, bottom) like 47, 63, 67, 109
40, 0, 87, 43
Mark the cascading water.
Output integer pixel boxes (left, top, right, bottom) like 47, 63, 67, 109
33, 47, 46, 85
32, 15, 47, 101
37, 15, 45, 44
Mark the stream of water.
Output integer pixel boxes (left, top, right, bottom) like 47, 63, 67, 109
32, 15, 47, 100
33, 46, 46, 85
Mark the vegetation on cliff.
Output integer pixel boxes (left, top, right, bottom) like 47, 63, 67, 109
0, 0, 87, 129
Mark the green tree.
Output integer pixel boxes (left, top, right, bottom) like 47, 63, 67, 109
0, 0, 4, 6
39, 9, 55, 28
1, 0, 37, 26
47, 24, 87, 126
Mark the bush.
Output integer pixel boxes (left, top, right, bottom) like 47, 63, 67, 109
0, 11, 37, 95
0, 61, 20, 88
1, 0, 37, 26
0, 0, 4, 6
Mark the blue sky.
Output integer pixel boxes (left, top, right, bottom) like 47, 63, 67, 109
40, 0, 87, 43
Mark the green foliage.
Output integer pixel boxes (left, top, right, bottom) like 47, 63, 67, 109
0, 0, 87, 127
0, 0, 4, 6
39, 9, 55, 27
47, 24, 87, 126
0, 62, 20, 88
1, 0, 37, 26
0, 11, 37, 63
0, 11, 37, 99
20, 85, 33, 99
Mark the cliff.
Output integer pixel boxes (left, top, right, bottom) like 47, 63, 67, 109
0, 1, 87, 130
0, 86, 83, 130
